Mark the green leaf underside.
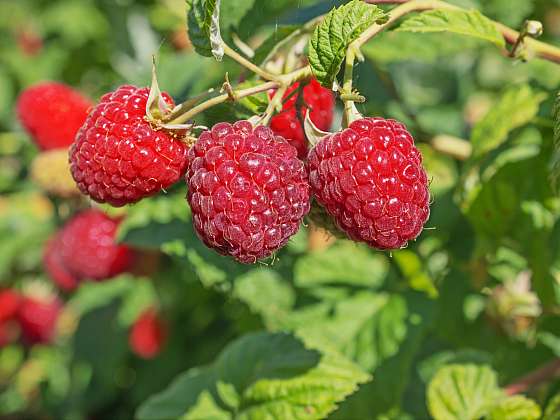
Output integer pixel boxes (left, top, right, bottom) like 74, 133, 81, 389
136, 332, 369, 420
471, 84, 547, 158
551, 92, 560, 193
544, 393, 560, 420
427, 364, 502, 420
187, 0, 223, 60
488, 395, 541, 420
308, 0, 387, 87
397, 9, 505, 48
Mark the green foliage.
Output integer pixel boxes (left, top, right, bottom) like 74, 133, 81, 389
3, 0, 560, 419
186, 0, 223, 59
551, 92, 560, 193
136, 332, 369, 420
308, 0, 387, 86
427, 364, 542, 420
428, 364, 501, 419
470, 85, 547, 158
397, 9, 505, 47
544, 393, 560, 420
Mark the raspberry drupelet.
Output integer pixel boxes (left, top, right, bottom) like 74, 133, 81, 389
308, 117, 430, 249
186, 121, 311, 263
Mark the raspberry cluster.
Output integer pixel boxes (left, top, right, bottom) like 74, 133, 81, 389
44, 209, 134, 291
308, 117, 430, 249
69, 85, 189, 207
270, 78, 334, 159
62, 79, 430, 263
186, 121, 310, 263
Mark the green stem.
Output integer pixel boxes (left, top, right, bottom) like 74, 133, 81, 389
261, 85, 288, 126
166, 66, 312, 125
341, 47, 358, 127
222, 43, 280, 82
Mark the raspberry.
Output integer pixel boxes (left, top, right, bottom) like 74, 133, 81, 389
129, 308, 166, 359
31, 148, 79, 198
69, 85, 189, 207
270, 78, 334, 159
186, 121, 310, 263
0, 289, 20, 322
17, 295, 61, 344
16, 82, 92, 151
308, 117, 430, 249
44, 209, 134, 291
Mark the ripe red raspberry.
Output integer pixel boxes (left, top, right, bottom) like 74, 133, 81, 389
186, 121, 311, 263
17, 295, 61, 344
0, 289, 20, 322
44, 209, 134, 291
69, 85, 189, 207
270, 78, 334, 159
16, 82, 92, 151
308, 117, 430, 249
129, 308, 166, 359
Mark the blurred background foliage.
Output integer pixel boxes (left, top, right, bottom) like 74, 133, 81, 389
2, 0, 560, 419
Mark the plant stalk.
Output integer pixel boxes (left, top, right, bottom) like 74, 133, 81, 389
166, 66, 312, 125
222, 43, 281, 82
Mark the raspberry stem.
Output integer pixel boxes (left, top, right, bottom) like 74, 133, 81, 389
165, 66, 312, 125
222, 43, 281, 82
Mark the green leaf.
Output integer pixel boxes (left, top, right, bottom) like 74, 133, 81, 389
308, 0, 387, 87
470, 85, 547, 158
397, 9, 505, 48
233, 268, 295, 328
289, 293, 407, 371
488, 395, 541, 420
551, 92, 560, 193
186, 0, 224, 60
117, 193, 190, 249
393, 250, 438, 298
427, 364, 503, 420
544, 393, 560, 420
137, 332, 369, 420
294, 242, 388, 289
362, 31, 482, 63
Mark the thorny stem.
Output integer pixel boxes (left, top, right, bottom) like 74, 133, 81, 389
222, 43, 280, 82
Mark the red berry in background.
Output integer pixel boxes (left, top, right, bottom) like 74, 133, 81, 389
17, 295, 61, 345
44, 209, 134, 291
186, 121, 311, 263
129, 308, 166, 359
16, 82, 92, 151
270, 78, 334, 159
0, 289, 20, 322
69, 85, 189, 207
308, 117, 430, 249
